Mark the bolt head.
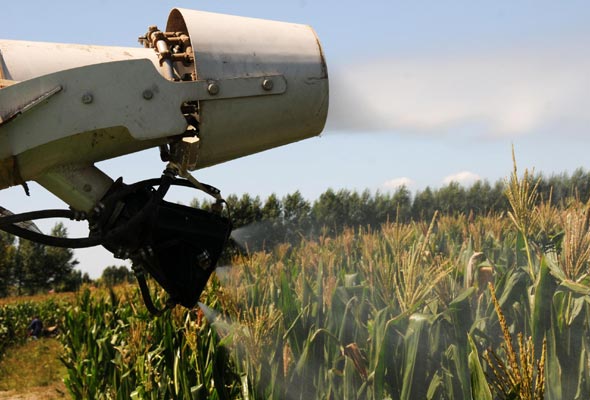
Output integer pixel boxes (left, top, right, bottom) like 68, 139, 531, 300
143, 89, 154, 100
81, 93, 93, 104
207, 82, 220, 95
262, 79, 274, 91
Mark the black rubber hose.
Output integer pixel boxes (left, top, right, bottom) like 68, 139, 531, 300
0, 209, 80, 227
0, 223, 103, 248
135, 270, 174, 316
0, 196, 159, 248
0, 175, 173, 248
0, 174, 222, 249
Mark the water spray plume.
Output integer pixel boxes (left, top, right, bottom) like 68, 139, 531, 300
197, 301, 235, 338
230, 220, 275, 250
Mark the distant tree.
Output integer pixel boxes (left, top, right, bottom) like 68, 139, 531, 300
0, 232, 16, 297
490, 180, 509, 212
437, 182, 467, 215
535, 172, 551, 204
373, 191, 393, 225
261, 194, 286, 246
312, 189, 343, 234
43, 223, 80, 292
336, 189, 376, 228
81, 272, 93, 285
190, 197, 217, 212
101, 265, 134, 287
412, 187, 436, 221
391, 186, 412, 222
543, 173, 567, 205
466, 180, 490, 215
240, 194, 263, 225
262, 193, 282, 221
224, 194, 262, 228
357, 189, 376, 227
190, 197, 203, 209
15, 223, 80, 294
58, 269, 83, 292
188, 168, 590, 250
17, 238, 46, 295
337, 190, 361, 228
223, 194, 240, 221
283, 191, 311, 240
569, 168, 590, 202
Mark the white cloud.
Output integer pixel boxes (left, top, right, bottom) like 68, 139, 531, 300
442, 171, 481, 186
326, 44, 590, 139
382, 177, 414, 190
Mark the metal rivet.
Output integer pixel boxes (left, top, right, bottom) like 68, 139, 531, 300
81, 93, 93, 104
262, 79, 274, 91
83, 184, 92, 193
207, 82, 219, 95
143, 90, 154, 100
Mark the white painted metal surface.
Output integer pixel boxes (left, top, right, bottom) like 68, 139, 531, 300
167, 8, 329, 168
0, 8, 329, 212
0, 40, 161, 81
0, 59, 289, 158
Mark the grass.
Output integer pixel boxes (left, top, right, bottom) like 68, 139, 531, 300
0, 338, 67, 398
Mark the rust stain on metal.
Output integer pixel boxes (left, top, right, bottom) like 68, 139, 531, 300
0, 79, 18, 89
311, 27, 328, 80
0, 156, 24, 189
0, 85, 62, 127
91, 132, 100, 148
0, 51, 14, 89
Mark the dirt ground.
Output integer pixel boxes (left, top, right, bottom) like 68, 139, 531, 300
0, 382, 67, 399
0, 339, 68, 399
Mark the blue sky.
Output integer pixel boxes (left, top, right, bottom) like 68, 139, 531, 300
2, 1, 590, 277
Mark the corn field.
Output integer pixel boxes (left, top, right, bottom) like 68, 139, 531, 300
3, 164, 590, 399
0, 295, 70, 356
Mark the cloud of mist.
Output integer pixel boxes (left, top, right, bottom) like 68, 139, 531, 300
325, 45, 590, 138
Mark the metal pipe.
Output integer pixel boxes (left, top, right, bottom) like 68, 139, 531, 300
156, 39, 177, 81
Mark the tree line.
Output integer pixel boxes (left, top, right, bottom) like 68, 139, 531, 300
194, 167, 590, 250
1, 167, 590, 296
0, 223, 86, 297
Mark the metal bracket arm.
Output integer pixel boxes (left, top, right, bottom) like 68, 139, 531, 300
0, 59, 287, 158
0, 85, 62, 126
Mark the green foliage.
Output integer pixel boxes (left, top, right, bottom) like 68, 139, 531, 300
100, 265, 135, 287
0, 232, 16, 297
59, 286, 241, 399
0, 223, 81, 296
6, 166, 590, 398
196, 168, 590, 252
0, 199, 587, 399
54, 202, 588, 398
0, 296, 70, 357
